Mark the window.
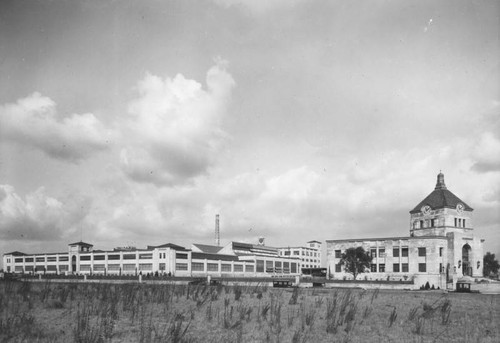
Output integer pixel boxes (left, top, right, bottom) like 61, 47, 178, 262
159, 263, 165, 271
266, 261, 273, 273
256, 260, 264, 272
108, 254, 120, 260
284, 251, 290, 256
379, 264, 385, 272
370, 264, 377, 272
335, 250, 341, 258
15, 266, 23, 272
379, 249, 385, 258
246, 264, 254, 273
80, 265, 90, 271
139, 254, 153, 259
454, 218, 457, 227
275, 261, 282, 268
439, 263, 443, 273
108, 264, 120, 271
36, 257, 45, 262
291, 263, 297, 273
221, 264, 231, 272
420, 220, 424, 228
80, 255, 91, 261
462, 219, 466, 228
59, 265, 69, 272
439, 247, 443, 257
139, 263, 153, 271
393, 264, 400, 272
176, 253, 188, 260
431, 219, 435, 227
371, 249, 377, 258
418, 263, 426, 272
402, 263, 409, 272
283, 262, 290, 273
335, 263, 342, 272
234, 264, 243, 272
401, 248, 409, 257
94, 255, 105, 260
191, 262, 204, 271
25, 258, 34, 262
94, 264, 105, 271
6, 258, 11, 263
123, 264, 136, 271
14, 258, 23, 263
207, 263, 218, 272
59, 256, 69, 261
123, 254, 136, 260
47, 265, 57, 271
47, 256, 57, 262
293, 251, 300, 256
393, 248, 400, 257
175, 263, 188, 271
418, 248, 426, 257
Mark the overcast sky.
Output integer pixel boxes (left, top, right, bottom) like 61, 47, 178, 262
1, 0, 499, 266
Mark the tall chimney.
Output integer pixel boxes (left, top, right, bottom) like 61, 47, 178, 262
215, 214, 220, 246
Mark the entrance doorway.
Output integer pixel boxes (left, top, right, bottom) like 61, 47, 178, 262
72, 255, 77, 273
462, 244, 472, 276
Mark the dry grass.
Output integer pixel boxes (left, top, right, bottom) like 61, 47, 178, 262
0, 279, 498, 342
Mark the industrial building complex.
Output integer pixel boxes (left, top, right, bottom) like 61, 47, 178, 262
2, 172, 486, 290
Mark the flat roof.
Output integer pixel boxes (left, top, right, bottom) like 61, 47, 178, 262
326, 235, 448, 243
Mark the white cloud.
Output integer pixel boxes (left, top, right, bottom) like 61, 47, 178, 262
121, 62, 235, 185
471, 132, 500, 173
0, 93, 111, 162
0, 185, 89, 242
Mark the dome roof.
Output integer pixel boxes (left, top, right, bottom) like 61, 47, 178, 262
409, 172, 473, 214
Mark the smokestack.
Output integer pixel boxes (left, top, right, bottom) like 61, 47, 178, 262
215, 214, 220, 246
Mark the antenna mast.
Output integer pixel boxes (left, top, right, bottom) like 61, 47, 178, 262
215, 214, 220, 246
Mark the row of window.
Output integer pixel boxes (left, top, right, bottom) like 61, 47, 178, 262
334, 263, 427, 273
14, 256, 69, 263
79, 253, 153, 261
176, 262, 255, 273
282, 250, 320, 257
13, 265, 70, 272
334, 247, 434, 259
414, 218, 467, 229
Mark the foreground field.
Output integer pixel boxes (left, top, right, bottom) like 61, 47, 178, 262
0, 280, 498, 342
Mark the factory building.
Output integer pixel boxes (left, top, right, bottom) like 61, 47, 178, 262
326, 172, 484, 289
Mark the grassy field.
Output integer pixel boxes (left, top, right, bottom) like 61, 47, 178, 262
0, 280, 498, 342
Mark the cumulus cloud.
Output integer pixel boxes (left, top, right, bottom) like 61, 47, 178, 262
0, 93, 111, 162
0, 185, 89, 242
121, 62, 235, 185
471, 132, 500, 173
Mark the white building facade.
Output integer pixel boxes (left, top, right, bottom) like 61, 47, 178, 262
277, 240, 322, 269
3, 240, 302, 278
327, 173, 484, 289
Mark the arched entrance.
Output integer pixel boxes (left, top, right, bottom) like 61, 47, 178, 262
462, 244, 472, 276
72, 255, 77, 273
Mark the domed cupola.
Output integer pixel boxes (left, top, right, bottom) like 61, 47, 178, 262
435, 171, 447, 190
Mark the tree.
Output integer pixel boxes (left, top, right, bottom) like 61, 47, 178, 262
339, 247, 373, 280
483, 252, 500, 278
